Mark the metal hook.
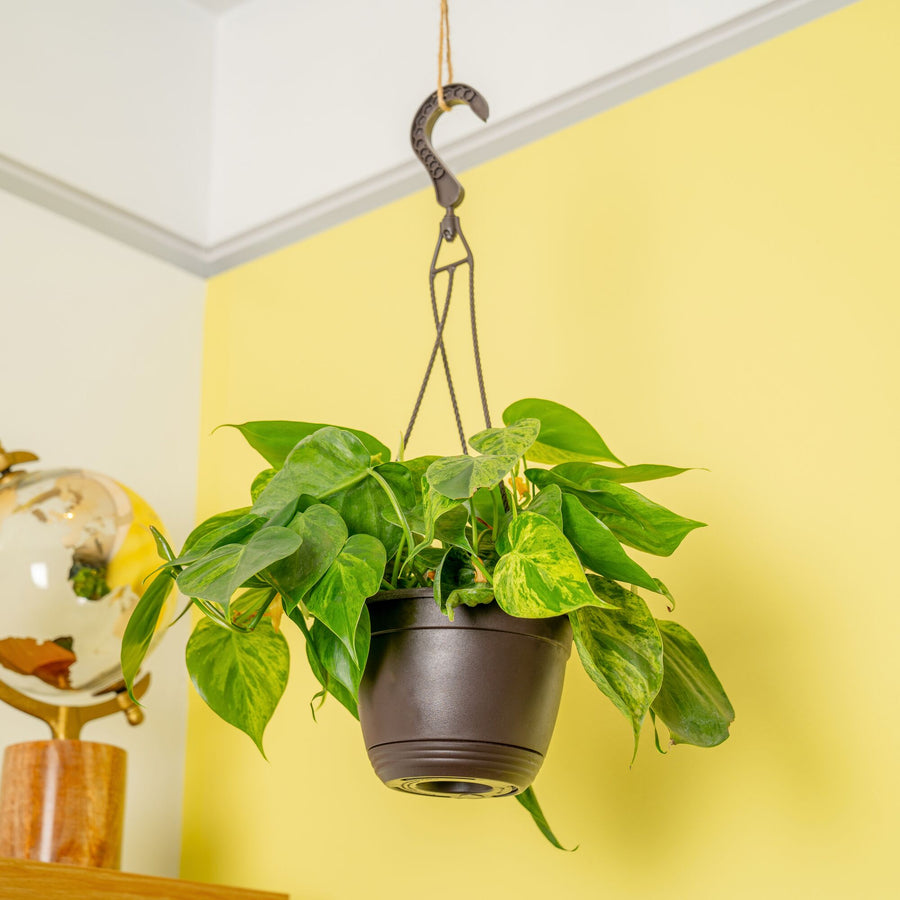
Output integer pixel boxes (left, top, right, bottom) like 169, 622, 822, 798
410, 83, 489, 238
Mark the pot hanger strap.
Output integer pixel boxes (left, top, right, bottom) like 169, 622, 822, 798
403, 85, 492, 456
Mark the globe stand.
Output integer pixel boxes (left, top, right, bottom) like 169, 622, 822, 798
0, 674, 149, 868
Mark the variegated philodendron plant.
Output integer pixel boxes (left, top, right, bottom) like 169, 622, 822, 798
122, 398, 733, 847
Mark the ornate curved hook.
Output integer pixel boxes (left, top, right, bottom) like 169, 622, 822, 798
410, 83, 489, 212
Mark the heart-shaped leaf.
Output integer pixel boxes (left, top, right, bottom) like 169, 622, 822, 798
265, 504, 348, 612
570, 577, 664, 758
325, 461, 411, 556
223, 421, 391, 468
503, 398, 622, 465
172, 509, 264, 567
561, 494, 659, 591
306, 534, 385, 663
528, 469, 704, 557
469, 418, 540, 459
253, 427, 373, 518
652, 620, 734, 747
434, 547, 479, 617
176, 527, 302, 608
426, 453, 517, 501
186, 616, 289, 756
494, 512, 613, 617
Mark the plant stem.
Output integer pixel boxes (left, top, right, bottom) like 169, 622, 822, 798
369, 467, 415, 554
471, 556, 494, 585
469, 500, 479, 554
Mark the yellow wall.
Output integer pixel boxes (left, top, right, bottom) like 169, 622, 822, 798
184, 1, 899, 896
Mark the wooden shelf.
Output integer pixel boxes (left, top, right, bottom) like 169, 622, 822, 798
0, 858, 288, 899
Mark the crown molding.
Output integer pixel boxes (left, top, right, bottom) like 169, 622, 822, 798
0, 0, 853, 278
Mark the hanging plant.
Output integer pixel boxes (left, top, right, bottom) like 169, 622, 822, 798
122, 70, 733, 846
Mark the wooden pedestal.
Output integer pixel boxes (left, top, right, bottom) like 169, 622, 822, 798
0, 740, 126, 868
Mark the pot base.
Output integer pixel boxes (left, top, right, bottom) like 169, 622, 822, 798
367, 739, 543, 798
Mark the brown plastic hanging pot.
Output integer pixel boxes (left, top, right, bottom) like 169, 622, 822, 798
358, 588, 572, 798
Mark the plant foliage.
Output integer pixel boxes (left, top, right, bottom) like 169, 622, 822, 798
122, 399, 733, 846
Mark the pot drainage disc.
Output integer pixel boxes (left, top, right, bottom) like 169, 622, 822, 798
388, 776, 518, 798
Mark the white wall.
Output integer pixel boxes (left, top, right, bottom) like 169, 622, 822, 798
0, 188, 205, 876
0, 0, 214, 242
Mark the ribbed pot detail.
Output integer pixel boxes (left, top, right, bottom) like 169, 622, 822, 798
359, 589, 572, 798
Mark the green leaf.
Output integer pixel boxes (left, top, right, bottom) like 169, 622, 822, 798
503, 398, 622, 465
325, 461, 411, 556
176, 527, 302, 608
426, 453, 517, 501
514, 787, 574, 851
546, 461, 693, 485
251, 468, 276, 502
493, 512, 613, 617
149, 525, 176, 563
570, 577, 664, 759
469, 418, 540, 459
433, 547, 478, 617
306, 534, 386, 663
526, 484, 564, 531
528, 469, 704, 557
120, 569, 176, 702
561, 494, 659, 592
174, 509, 264, 566
652, 620, 734, 747
264, 504, 348, 613
252, 427, 373, 518
186, 617, 289, 756
399, 456, 440, 504
444, 585, 494, 619
223, 420, 391, 468
302, 606, 371, 719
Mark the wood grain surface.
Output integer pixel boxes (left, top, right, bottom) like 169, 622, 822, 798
0, 740, 126, 867
0, 857, 289, 899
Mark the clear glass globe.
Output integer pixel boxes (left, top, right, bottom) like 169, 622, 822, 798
0, 468, 173, 706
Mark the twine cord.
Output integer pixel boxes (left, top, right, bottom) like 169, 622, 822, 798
438, 0, 453, 111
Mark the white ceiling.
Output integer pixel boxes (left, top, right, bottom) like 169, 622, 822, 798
0, 0, 856, 275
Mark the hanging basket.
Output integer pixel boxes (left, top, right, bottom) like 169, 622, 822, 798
358, 589, 572, 797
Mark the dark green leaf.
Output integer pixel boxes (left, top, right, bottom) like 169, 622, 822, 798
223, 420, 391, 468
265, 504, 348, 613
570, 577, 664, 758
252, 427, 373, 518
306, 534, 386, 663
528, 469, 704, 557
652, 620, 734, 747
121, 569, 176, 702
186, 616, 289, 755
561, 494, 659, 591
325, 461, 411, 556
434, 547, 478, 616
251, 468, 277, 502
469, 418, 540, 459
494, 512, 612, 617
548, 461, 693, 485
302, 606, 371, 719
176, 527, 302, 608
503, 398, 622, 465
426, 453, 517, 501
514, 787, 574, 851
